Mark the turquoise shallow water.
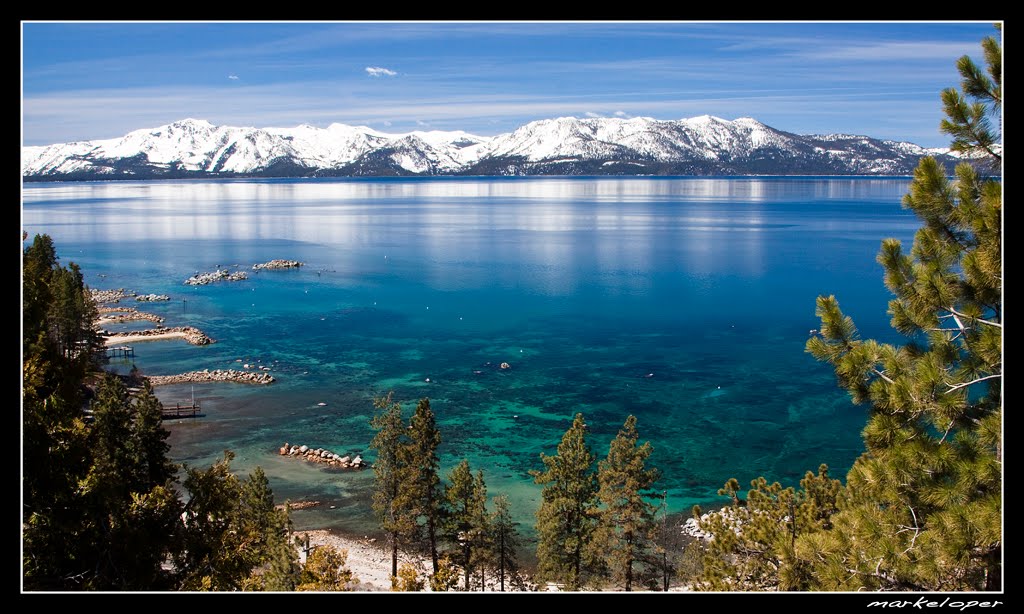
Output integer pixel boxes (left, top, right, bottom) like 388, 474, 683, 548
23, 176, 919, 537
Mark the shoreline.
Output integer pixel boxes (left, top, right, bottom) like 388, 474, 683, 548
294, 528, 420, 591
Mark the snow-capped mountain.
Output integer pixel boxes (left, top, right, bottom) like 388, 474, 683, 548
22, 116, 969, 180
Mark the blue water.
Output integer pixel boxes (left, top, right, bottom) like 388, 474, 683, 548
22, 176, 919, 536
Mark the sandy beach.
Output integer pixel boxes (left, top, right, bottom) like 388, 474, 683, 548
103, 331, 188, 345
294, 530, 431, 591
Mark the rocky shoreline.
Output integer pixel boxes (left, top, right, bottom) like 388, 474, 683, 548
102, 326, 214, 345
253, 259, 304, 271
146, 368, 275, 386
279, 442, 367, 469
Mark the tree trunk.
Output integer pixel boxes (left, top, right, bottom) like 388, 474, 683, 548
390, 532, 398, 580
427, 513, 438, 574
499, 530, 505, 592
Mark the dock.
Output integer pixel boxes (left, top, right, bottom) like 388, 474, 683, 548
106, 345, 135, 358
162, 401, 202, 420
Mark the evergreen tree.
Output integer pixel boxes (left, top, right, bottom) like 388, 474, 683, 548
405, 397, 443, 573
260, 522, 303, 591
488, 494, 524, 592
76, 373, 182, 589
131, 381, 176, 488
531, 413, 600, 590
429, 556, 462, 592
443, 459, 489, 590
802, 29, 1001, 591
23, 234, 97, 589
368, 392, 415, 581
593, 415, 661, 591
174, 452, 291, 590
295, 545, 357, 591
693, 466, 842, 591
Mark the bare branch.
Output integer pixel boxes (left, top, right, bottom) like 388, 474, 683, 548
947, 306, 1002, 329
938, 420, 956, 444
872, 368, 895, 385
945, 374, 1002, 393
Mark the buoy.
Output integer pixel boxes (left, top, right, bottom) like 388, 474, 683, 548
317, 402, 327, 407
425, 378, 431, 382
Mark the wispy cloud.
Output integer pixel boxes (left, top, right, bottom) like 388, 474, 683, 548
584, 111, 601, 118
365, 66, 397, 77
228, 75, 239, 80
614, 110, 629, 118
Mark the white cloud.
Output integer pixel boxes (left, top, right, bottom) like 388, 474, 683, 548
382, 120, 392, 126
584, 111, 601, 118
365, 66, 397, 77
228, 75, 239, 80
614, 110, 629, 117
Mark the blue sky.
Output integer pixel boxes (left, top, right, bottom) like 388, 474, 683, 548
21, 21, 999, 148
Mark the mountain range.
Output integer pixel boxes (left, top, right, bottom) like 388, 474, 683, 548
22, 115, 965, 180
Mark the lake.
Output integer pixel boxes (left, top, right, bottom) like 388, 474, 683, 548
21, 176, 920, 536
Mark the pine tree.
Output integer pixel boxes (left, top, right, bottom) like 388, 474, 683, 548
693, 465, 841, 591
295, 545, 357, 591
406, 397, 443, 573
443, 459, 489, 590
489, 494, 524, 592
593, 415, 661, 591
801, 29, 1002, 591
368, 392, 415, 581
23, 234, 97, 589
131, 381, 176, 488
174, 452, 291, 590
531, 413, 600, 590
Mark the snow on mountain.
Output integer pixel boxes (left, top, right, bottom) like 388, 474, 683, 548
22, 116, 970, 179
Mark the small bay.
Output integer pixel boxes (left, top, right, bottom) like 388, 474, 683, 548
22, 176, 920, 536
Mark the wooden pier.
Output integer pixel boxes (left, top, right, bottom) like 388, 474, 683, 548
162, 401, 202, 419
106, 345, 135, 358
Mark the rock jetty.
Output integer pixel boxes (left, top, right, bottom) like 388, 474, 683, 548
275, 500, 320, 511
184, 269, 248, 285
135, 293, 170, 302
90, 288, 171, 303
90, 288, 132, 304
253, 259, 304, 271
96, 310, 165, 324
147, 369, 275, 386
278, 442, 367, 469
103, 326, 214, 345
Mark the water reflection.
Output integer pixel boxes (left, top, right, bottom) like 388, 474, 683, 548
23, 177, 916, 298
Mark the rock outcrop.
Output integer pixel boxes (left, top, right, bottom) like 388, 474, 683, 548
184, 269, 248, 285
278, 441, 367, 469
253, 259, 304, 271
